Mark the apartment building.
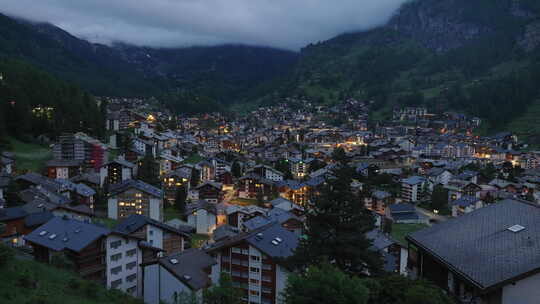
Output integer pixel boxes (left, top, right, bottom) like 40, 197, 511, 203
401, 176, 426, 202
99, 158, 137, 187
25, 217, 147, 297
108, 179, 164, 221
207, 223, 298, 304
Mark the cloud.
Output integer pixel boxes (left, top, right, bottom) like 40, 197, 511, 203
1, 0, 409, 50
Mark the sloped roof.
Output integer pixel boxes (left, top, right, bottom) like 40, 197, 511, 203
114, 214, 191, 236
109, 179, 163, 198
150, 248, 216, 291
24, 217, 110, 252
207, 222, 298, 260
407, 199, 540, 290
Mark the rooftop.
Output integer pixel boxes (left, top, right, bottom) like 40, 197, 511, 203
407, 199, 540, 290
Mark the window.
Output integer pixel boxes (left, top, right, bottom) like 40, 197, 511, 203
127, 286, 136, 294
249, 290, 259, 296
111, 253, 122, 262
149, 230, 154, 235
127, 274, 137, 282
242, 249, 249, 255
111, 266, 122, 275
231, 247, 242, 254
250, 256, 260, 262
110, 240, 122, 249
126, 262, 137, 270
111, 279, 122, 288
249, 278, 259, 284
262, 275, 271, 282
126, 249, 137, 257
262, 287, 272, 294
250, 267, 260, 273
262, 264, 272, 270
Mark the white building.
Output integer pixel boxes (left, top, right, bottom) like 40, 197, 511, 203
143, 249, 216, 304
186, 200, 218, 235
106, 233, 143, 297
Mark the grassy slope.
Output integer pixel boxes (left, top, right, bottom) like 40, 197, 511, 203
390, 223, 428, 246
507, 99, 540, 148
0, 258, 140, 304
8, 138, 52, 173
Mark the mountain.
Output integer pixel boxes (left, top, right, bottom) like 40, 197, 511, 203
0, 13, 299, 101
272, 0, 540, 134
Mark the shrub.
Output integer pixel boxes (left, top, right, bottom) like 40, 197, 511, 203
0, 243, 14, 267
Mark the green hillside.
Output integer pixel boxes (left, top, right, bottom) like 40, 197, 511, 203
0, 247, 141, 304
261, 0, 540, 133
508, 99, 540, 148
0, 58, 104, 141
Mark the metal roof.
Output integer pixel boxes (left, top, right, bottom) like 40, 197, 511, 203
24, 217, 110, 252
407, 199, 540, 290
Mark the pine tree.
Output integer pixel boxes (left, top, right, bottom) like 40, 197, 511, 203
175, 186, 187, 217
138, 155, 160, 186
289, 165, 383, 275
231, 161, 242, 178
203, 273, 242, 304
283, 263, 369, 304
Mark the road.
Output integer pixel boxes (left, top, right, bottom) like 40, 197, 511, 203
415, 206, 449, 224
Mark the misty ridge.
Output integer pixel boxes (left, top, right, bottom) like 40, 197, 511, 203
1, 0, 409, 50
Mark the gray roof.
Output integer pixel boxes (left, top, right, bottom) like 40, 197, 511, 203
407, 199, 540, 290
153, 248, 216, 291
366, 230, 395, 250
24, 217, 110, 252
245, 222, 298, 259
103, 158, 136, 169
114, 214, 192, 236
24, 211, 54, 227
401, 176, 426, 185
109, 179, 163, 198
0, 207, 28, 221
208, 222, 298, 260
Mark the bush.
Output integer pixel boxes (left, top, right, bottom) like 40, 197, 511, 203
83, 281, 100, 299
0, 243, 14, 267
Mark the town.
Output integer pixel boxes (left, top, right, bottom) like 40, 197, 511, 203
1, 95, 539, 304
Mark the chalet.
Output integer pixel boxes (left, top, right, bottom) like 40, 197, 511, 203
143, 249, 216, 304
159, 148, 184, 175
276, 180, 309, 207
25, 217, 146, 296
238, 174, 276, 200
25, 217, 110, 282
246, 165, 284, 182
242, 208, 303, 236
206, 222, 299, 304
186, 200, 218, 235
269, 197, 304, 216
0, 207, 28, 246
226, 205, 268, 231
446, 181, 482, 202
46, 159, 83, 180
451, 196, 484, 217
99, 158, 137, 187
114, 214, 191, 256
407, 199, 540, 304
162, 168, 191, 204
367, 190, 393, 213
198, 160, 215, 182
196, 182, 223, 204
108, 179, 164, 221
288, 157, 313, 180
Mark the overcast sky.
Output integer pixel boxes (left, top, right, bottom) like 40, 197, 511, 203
2, 0, 409, 50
